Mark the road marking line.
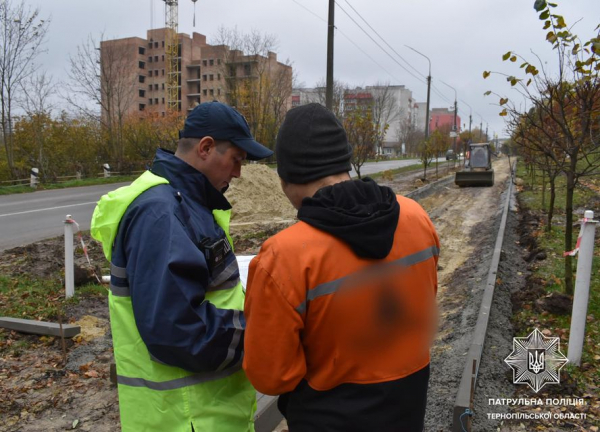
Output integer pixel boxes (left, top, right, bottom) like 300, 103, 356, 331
0, 201, 97, 218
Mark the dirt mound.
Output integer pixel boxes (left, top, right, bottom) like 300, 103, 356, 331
226, 163, 296, 224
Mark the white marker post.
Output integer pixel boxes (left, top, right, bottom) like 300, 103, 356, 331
64, 215, 75, 299
30, 167, 39, 188
567, 210, 598, 366
103, 163, 111, 178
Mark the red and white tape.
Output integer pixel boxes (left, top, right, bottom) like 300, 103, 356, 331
65, 217, 102, 283
563, 218, 588, 257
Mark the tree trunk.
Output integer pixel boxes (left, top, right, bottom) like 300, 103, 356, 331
564, 171, 575, 295
546, 176, 556, 233
541, 170, 546, 211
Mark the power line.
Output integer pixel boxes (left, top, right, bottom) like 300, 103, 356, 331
288, 0, 408, 88
334, 1, 427, 86
342, 0, 426, 80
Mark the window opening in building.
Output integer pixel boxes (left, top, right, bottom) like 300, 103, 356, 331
203, 75, 207, 81
162, 111, 165, 117
149, 56, 153, 63
139, 90, 145, 97
139, 104, 145, 111
155, 42, 158, 48
149, 70, 153, 77
139, 47, 145, 55
149, 99, 153, 105
139, 75, 146, 83
217, 89, 221, 96
162, 41, 165, 47
155, 84, 159, 90
155, 55, 158, 62
209, 74, 213, 81
139, 61, 145, 69
162, 98, 165, 104
162, 83, 165, 89
244, 64, 251, 76
209, 89, 214, 96
155, 98, 158, 105
209, 59, 214, 66
162, 69, 165, 76
162, 55, 164, 61
203, 89, 207, 96
217, 73, 221, 80
203, 60, 207, 66
217, 59, 221, 65
148, 84, 152, 91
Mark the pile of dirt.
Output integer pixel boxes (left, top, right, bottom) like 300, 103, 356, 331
226, 164, 296, 223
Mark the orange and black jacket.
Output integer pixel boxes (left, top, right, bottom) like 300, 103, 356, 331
244, 178, 439, 431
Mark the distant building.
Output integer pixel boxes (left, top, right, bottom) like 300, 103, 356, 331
429, 107, 461, 134
100, 29, 292, 119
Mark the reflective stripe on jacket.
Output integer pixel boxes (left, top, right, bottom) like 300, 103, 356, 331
91, 169, 256, 432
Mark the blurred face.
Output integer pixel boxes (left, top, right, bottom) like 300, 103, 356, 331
204, 141, 246, 192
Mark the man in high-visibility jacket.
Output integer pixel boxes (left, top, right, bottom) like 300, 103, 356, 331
91, 102, 272, 431
244, 103, 440, 431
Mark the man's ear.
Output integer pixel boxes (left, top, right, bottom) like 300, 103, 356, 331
197, 136, 215, 160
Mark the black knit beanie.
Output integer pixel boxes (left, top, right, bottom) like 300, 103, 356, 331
276, 103, 352, 184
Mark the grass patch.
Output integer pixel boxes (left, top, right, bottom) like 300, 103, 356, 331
516, 162, 598, 215
515, 159, 600, 392
0, 175, 139, 195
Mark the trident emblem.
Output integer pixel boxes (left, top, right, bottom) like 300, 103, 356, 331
528, 349, 545, 374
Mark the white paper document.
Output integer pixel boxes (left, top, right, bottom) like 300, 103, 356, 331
236, 255, 256, 291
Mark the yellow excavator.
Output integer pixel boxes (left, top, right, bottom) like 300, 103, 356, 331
455, 142, 495, 187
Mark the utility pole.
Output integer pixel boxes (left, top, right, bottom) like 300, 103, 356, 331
325, 0, 335, 110
405, 45, 431, 139
477, 114, 483, 141
485, 123, 489, 142
441, 81, 458, 153
460, 99, 472, 156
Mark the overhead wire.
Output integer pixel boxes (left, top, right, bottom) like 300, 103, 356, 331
342, 0, 426, 80
337, 0, 453, 105
288, 0, 408, 88
288, 0, 454, 105
334, 1, 427, 86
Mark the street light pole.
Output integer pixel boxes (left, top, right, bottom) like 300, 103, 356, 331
325, 0, 335, 110
441, 81, 458, 153
460, 99, 472, 156
405, 45, 431, 139
475, 111, 484, 141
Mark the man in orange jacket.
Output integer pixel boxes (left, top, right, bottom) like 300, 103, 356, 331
243, 103, 439, 431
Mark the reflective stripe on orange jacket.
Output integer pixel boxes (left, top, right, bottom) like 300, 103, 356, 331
243, 195, 439, 396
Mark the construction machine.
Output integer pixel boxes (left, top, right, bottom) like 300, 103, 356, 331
454, 142, 494, 187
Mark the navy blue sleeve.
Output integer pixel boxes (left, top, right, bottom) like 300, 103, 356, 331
122, 198, 244, 373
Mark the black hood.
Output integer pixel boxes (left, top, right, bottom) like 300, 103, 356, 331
297, 178, 400, 259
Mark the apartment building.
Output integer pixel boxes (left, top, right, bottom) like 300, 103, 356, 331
100, 29, 292, 119
429, 107, 461, 134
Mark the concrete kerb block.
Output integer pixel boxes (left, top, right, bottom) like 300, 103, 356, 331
0, 317, 81, 338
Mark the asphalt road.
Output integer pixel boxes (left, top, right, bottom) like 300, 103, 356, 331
0, 158, 421, 251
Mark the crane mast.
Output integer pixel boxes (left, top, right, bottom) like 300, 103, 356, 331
163, 0, 179, 111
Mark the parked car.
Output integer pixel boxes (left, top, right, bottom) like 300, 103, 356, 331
445, 149, 457, 160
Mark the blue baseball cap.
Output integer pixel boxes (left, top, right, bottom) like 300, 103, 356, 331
179, 101, 273, 161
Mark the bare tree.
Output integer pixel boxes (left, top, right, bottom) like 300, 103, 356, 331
19, 71, 55, 178
396, 110, 427, 158
368, 83, 398, 157
213, 26, 293, 150
65, 34, 138, 169
0, 0, 49, 178
314, 78, 347, 118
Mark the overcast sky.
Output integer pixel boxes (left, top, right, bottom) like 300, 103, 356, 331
25, 0, 600, 138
